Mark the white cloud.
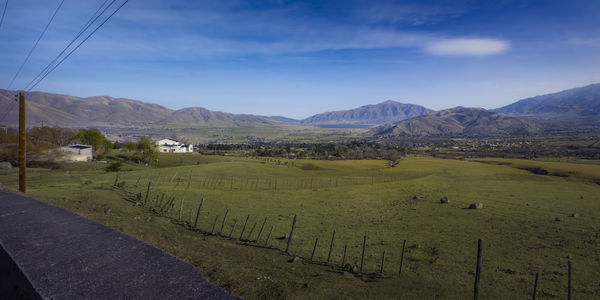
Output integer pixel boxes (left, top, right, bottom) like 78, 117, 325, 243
425, 38, 510, 56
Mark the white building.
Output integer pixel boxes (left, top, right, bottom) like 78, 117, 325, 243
60, 144, 93, 162
157, 138, 193, 153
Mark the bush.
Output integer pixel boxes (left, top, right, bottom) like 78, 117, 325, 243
105, 162, 122, 172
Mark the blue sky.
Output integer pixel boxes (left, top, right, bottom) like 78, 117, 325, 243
1, 0, 600, 119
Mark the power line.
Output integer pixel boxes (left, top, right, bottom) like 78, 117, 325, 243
23, 0, 114, 91
0, 94, 18, 124
6, 0, 65, 90
27, 0, 129, 91
0, 0, 8, 31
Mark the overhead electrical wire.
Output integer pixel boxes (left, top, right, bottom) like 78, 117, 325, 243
0, 0, 8, 31
6, 0, 65, 90
23, 0, 114, 91
1, 0, 128, 124
27, 0, 128, 91
0, 96, 17, 124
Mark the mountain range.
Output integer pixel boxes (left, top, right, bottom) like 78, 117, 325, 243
369, 84, 600, 137
1, 83, 599, 138
0, 89, 279, 128
370, 107, 542, 136
494, 83, 600, 117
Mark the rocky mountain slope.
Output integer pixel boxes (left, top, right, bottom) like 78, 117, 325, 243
494, 83, 600, 117
370, 107, 542, 136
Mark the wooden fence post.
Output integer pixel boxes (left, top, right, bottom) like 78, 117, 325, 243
193, 198, 204, 228
568, 261, 572, 300
256, 217, 268, 242
229, 219, 237, 238
114, 172, 119, 187
178, 198, 184, 220
143, 181, 152, 203
532, 273, 539, 300
473, 239, 482, 300
341, 244, 348, 267
239, 215, 250, 240
160, 197, 174, 214
311, 238, 319, 261
327, 229, 336, 264
399, 239, 406, 275
285, 214, 297, 254
211, 215, 219, 235
380, 251, 386, 276
360, 235, 366, 273
247, 222, 257, 241
265, 226, 273, 246
219, 209, 229, 234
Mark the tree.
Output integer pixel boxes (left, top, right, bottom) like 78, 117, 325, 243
136, 136, 159, 163
71, 128, 112, 156
123, 142, 137, 151
28, 126, 75, 146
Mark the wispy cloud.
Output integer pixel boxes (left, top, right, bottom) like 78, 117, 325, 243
87, 4, 506, 60
424, 38, 510, 56
567, 36, 600, 48
354, 2, 469, 26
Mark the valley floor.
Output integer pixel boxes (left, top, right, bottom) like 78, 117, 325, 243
1, 154, 599, 299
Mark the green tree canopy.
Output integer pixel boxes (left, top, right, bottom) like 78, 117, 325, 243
71, 128, 112, 155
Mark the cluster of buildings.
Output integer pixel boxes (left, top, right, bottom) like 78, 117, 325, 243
156, 139, 193, 153
60, 138, 193, 162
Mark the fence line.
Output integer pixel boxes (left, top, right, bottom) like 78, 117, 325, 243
114, 178, 578, 298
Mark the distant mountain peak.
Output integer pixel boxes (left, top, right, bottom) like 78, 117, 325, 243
300, 100, 433, 126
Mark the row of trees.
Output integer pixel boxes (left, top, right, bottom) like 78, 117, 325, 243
0, 126, 158, 164
195, 141, 410, 161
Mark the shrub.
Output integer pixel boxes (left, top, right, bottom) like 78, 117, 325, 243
105, 162, 122, 172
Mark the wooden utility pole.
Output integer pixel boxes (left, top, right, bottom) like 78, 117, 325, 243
19, 91, 26, 193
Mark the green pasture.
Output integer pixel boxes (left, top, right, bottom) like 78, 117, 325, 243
1, 154, 599, 299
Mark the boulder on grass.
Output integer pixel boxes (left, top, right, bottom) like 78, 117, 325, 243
440, 197, 449, 204
468, 202, 483, 209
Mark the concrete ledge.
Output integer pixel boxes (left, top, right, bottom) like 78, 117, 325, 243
0, 190, 238, 299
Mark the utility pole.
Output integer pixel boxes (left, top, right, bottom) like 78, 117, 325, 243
19, 91, 26, 193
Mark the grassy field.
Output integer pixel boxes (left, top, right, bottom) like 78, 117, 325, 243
1, 154, 599, 299
103, 123, 368, 144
